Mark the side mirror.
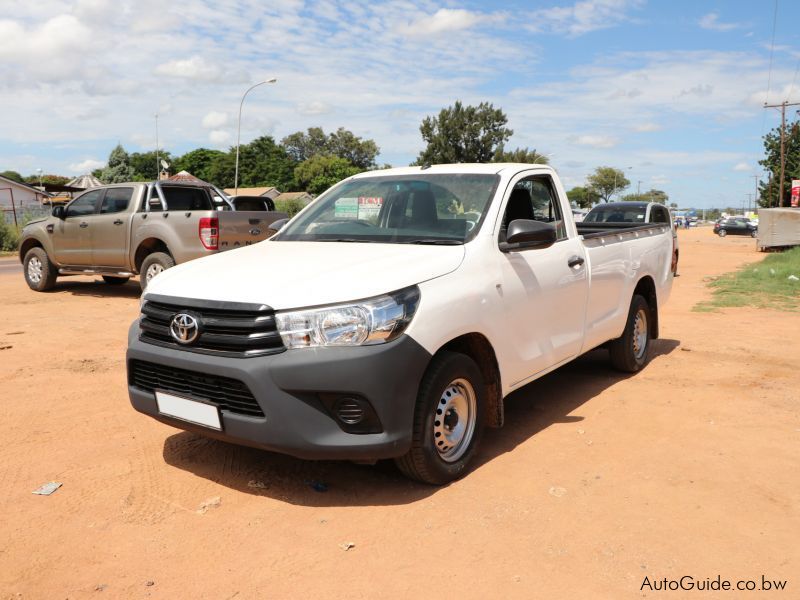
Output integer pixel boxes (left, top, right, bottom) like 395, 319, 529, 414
52, 205, 66, 219
269, 218, 289, 232
502, 219, 557, 251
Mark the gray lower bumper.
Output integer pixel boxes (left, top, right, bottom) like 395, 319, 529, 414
126, 321, 431, 460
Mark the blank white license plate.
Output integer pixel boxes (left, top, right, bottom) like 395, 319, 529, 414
155, 390, 222, 430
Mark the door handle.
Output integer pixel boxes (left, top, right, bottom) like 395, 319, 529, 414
113, 219, 124, 225
79, 222, 89, 228
568, 255, 585, 268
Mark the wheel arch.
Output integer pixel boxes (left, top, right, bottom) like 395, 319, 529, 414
134, 238, 171, 273
435, 332, 504, 428
633, 275, 659, 340
19, 236, 45, 263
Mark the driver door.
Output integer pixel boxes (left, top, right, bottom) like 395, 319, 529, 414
52, 189, 104, 266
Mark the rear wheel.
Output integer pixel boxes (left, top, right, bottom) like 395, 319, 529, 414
139, 252, 175, 291
609, 294, 652, 373
751, 229, 758, 238
718, 229, 727, 237
102, 275, 129, 285
395, 351, 486, 485
23, 247, 58, 292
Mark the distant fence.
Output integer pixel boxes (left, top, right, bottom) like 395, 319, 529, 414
2, 205, 50, 226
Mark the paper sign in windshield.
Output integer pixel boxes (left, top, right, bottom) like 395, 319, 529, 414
334, 196, 383, 220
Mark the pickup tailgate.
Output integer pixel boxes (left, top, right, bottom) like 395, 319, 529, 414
217, 210, 288, 251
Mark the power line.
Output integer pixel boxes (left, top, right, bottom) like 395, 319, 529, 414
761, 0, 780, 137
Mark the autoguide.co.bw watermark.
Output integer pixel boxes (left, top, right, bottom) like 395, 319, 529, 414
641, 575, 788, 592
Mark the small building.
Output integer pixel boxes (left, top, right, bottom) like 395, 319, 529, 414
166, 170, 210, 185
224, 186, 280, 200
0, 174, 51, 223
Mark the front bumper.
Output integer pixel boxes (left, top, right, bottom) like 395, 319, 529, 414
126, 321, 431, 460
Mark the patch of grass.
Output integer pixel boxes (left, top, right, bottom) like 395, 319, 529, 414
694, 247, 800, 312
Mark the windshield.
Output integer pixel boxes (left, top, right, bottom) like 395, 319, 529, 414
275, 173, 500, 244
584, 205, 647, 223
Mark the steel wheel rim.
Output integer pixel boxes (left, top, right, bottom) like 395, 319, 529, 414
27, 257, 43, 283
146, 263, 164, 282
433, 378, 477, 463
632, 308, 648, 360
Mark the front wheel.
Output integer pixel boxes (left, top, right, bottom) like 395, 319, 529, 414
23, 247, 58, 292
395, 351, 486, 485
718, 229, 727, 237
139, 252, 175, 291
751, 229, 758, 238
609, 294, 652, 373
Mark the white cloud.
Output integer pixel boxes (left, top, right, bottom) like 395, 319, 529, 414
68, 158, 105, 173
154, 56, 223, 81
698, 13, 740, 32
651, 174, 669, 185
572, 134, 619, 148
733, 162, 751, 172
209, 130, 232, 147
297, 101, 331, 116
634, 122, 662, 132
398, 8, 502, 36
202, 111, 229, 129
529, 0, 644, 36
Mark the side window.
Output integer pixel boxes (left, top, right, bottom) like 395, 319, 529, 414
652, 206, 668, 224
100, 187, 133, 214
502, 176, 567, 241
66, 189, 103, 218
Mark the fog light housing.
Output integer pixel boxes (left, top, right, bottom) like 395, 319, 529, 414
319, 394, 382, 434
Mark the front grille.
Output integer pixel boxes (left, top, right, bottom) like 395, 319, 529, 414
139, 296, 285, 358
130, 359, 265, 418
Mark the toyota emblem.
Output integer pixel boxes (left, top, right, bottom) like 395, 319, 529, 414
249, 227, 261, 236
169, 312, 200, 344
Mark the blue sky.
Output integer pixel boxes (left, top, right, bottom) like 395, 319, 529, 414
1, 0, 799, 208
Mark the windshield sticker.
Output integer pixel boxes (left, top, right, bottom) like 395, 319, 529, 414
358, 196, 383, 220
334, 197, 359, 219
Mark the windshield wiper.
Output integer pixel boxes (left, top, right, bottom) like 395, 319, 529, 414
401, 239, 464, 245
317, 238, 377, 243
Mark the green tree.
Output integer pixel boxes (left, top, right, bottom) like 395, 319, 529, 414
129, 151, 174, 181
566, 186, 600, 209
587, 167, 630, 202
758, 119, 800, 207
293, 155, 360, 195
216, 136, 296, 191
172, 148, 227, 183
1, 170, 24, 183
492, 144, 549, 164
621, 189, 669, 204
98, 144, 135, 184
281, 126, 378, 169
415, 101, 512, 165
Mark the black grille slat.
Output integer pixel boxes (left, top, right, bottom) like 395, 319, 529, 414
139, 299, 285, 358
130, 360, 265, 418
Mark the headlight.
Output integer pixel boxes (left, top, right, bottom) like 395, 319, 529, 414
275, 286, 420, 349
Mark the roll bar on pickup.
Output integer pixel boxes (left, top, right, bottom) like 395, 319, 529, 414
144, 181, 235, 212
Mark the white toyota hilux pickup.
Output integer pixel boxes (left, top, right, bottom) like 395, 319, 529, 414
127, 163, 675, 484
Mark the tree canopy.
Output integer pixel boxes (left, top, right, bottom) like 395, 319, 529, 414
566, 186, 600, 209
1, 170, 24, 183
587, 167, 630, 203
758, 118, 800, 207
98, 144, 135, 184
172, 148, 227, 184
129, 151, 174, 181
415, 101, 513, 165
293, 155, 361, 195
621, 189, 669, 204
491, 144, 549, 164
281, 126, 379, 169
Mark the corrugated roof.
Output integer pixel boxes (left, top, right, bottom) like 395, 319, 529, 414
166, 170, 209, 185
223, 186, 279, 197
66, 173, 103, 189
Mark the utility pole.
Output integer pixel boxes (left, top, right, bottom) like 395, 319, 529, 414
752, 174, 759, 211
763, 101, 800, 206
637, 180, 642, 196
154, 113, 159, 180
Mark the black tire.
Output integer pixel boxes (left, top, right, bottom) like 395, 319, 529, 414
609, 294, 652, 373
139, 252, 175, 291
751, 229, 758, 238
23, 247, 58, 292
718, 229, 727, 237
395, 351, 486, 485
102, 275, 129, 285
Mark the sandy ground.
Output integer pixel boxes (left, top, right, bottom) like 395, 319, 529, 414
0, 229, 797, 599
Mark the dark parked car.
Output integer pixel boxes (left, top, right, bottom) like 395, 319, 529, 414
713, 217, 757, 238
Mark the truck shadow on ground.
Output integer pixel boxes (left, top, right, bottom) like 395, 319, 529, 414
162, 338, 679, 507
48, 278, 141, 299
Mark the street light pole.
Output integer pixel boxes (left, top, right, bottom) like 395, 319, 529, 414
235, 78, 277, 195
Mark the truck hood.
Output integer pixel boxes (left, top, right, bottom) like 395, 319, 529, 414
145, 240, 465, 309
